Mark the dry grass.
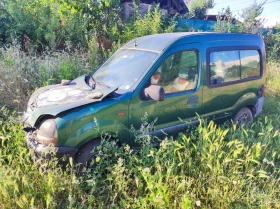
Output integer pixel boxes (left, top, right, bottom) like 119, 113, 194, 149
0, 44, 93, 111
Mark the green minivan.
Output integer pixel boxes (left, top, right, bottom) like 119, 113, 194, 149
23, 32, 266, 166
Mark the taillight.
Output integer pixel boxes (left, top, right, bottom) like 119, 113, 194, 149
258, 85, 265, 97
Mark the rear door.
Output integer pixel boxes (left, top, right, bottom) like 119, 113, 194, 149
201, 47, 263, 122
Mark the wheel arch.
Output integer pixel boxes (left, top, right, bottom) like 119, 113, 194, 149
246, 105, 256, 116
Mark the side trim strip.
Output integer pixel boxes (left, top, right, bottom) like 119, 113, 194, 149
138, 120, 200, 137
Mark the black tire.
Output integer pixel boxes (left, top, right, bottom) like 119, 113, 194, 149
233, 107, 253, 127
75, 139, 101, 173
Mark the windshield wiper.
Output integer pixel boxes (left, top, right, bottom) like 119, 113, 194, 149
88, 74, 96, 89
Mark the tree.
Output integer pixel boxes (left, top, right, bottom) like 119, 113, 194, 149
239, 0, 266, 33
224, 6, 231, 16
214, 7, 234, 33
188, 0, 215, 19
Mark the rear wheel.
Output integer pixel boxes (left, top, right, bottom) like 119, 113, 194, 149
233, 107, 253, 127
75, 139, 101, 173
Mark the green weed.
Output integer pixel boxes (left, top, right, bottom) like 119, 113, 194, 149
70, 117, 280, 208
1, 99, 280, 208
266, 62, 280, 98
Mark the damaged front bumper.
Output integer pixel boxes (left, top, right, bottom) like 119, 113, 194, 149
26, 132, 78, 165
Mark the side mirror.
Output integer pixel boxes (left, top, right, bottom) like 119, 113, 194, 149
144, 85, 165, 101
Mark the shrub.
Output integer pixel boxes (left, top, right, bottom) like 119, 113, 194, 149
0, 0, 88, 51
188, 0, 214, 19
121, 5, 176, 43
265, 26, 280, 62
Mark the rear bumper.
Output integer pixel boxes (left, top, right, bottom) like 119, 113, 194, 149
254, 96, 264, 117
26, 132, 78, 165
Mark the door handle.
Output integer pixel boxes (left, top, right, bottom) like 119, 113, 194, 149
187, 95, 198, 103
187, 95, 198, 108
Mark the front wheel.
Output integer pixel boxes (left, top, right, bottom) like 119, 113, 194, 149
233, 107, 253, 127
75, 139, 101, 173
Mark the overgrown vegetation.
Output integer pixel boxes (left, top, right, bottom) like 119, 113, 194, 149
0, 44, 93, 110
213, 7, 234, 33
0, 0, 175, 52
265, 26, 280, 62
0, 59, 279, 208
1, 0, 280, 208
1, 88, 280, 208
188, 0, 215, 19
238, 0, 266, 34
0, 0, 177, 111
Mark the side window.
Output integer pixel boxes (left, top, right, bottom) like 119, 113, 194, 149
209, 49, 261, 86
151, 50, 199, 94
240, 50, 260, 79
210, 50, 240, 85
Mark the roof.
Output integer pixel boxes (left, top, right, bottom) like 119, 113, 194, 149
122, 33, 190, 52
121, 32, 263, 52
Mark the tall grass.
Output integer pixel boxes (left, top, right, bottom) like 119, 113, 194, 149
266, 62, 280, 98
0, 106, 280, 208
0, 43, 95, 111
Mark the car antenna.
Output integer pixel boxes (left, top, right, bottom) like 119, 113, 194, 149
134, 4, 137, 47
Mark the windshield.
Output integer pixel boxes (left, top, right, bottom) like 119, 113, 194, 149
92, 49, 158, 92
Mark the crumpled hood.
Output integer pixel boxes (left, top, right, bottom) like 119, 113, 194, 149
24, 75, 117, 127
31, 85, 89, 108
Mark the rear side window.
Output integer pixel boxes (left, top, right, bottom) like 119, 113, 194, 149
240, 50, 260, 79
209, 49, 261, 86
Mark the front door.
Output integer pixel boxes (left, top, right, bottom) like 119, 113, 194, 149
129, 45, 202, 143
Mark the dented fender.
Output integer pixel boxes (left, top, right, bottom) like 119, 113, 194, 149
54, 95, 131, 148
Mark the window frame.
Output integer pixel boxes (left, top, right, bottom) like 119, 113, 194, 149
206, 46, 263, 88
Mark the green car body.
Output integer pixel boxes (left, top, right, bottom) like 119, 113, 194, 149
24, 32, 266, 163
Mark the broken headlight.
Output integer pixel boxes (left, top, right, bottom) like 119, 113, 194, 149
34, 119, 58, 146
